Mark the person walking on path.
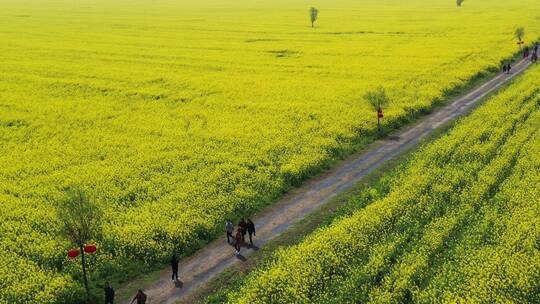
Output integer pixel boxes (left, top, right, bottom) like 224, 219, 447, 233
171, 253, 179, 282
506, 64, 512, 74
130, 289, 147, 304
534, 42, 539, 54
502, 63, 507, 74
524, 47, 530, 59
226, 220, 234, 244
104, 282, 115, 304
246, 219, 256, 246
234, 228, 243, 255
238, 219, 247, 243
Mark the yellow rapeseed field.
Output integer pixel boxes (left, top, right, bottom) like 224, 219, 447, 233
229, 60, 540, 304
1, 0, 539, 302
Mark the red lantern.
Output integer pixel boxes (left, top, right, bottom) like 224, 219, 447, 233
84, 244, 97, 254
68, 248, 80, 258
377, 109, 384, 118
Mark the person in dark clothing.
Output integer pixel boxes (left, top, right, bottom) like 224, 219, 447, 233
171, 253, 179, 282
226, 220, 234, 244
502, 64, 507, 74
524, 47, 530, 59
246, 219, 256, 246
234, 229, 243, 255
238, 219, 247, 242
104, 282, 115, 304
130, 289, 147, 304
532, 52, 538, 63
506, 64, 512, 74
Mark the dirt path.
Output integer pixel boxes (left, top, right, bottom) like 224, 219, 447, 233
121, 59, 531, 304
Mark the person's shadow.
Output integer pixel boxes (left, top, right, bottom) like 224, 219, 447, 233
174, 280, 183, 288
236, 254, 247, 262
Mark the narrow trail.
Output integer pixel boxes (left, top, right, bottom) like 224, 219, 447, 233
122, 58, 531, 304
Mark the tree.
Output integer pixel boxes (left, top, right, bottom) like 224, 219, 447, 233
57, 186, 102, 301
364, 86, 390, 132
310, 7, 319, 28
456, 0, 464, 7
515, 27, 525, 49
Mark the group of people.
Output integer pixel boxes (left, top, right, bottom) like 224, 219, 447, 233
503, 42, 539, 74
104, 282, 147, 304
502, 63, 512, 74
531, 42, 539, 63
101, 218, 257, 303
226, 218, 256, 255
522, 42, 538, 63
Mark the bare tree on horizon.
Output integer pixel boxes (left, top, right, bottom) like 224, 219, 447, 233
310, 7, 319, 28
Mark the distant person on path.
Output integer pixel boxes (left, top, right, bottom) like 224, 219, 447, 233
171, 253, 179, 282
226, 220, 234, 244
130, 289, 147, 304
238, 219, 247, 242
506, 64, 512, 74
524, 47, 529, 59
104, 282, 115, 304
534, 42, 539, 53
246, 218, 256, 246
234, 228, 243, 255
502, 64, 507, 74
532, 52, 538, 63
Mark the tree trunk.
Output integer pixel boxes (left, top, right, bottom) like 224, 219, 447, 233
80, 244, 90, 301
